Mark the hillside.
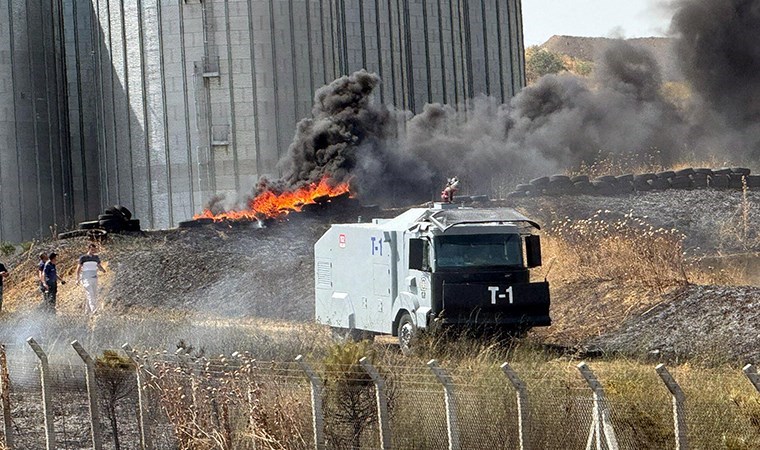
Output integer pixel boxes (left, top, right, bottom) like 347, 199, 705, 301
0, 188, 758, 363
540, 35, 681, 81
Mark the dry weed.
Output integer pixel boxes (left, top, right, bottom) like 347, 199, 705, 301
541, 211, 688, 291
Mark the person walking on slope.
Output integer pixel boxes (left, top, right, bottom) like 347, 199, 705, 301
76, 243, 106, 314
0, 260, 8, 312
41, 253, 66, 313
37, 253, 48, 303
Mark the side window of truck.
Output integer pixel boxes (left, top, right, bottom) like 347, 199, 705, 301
409, 239, 431, 271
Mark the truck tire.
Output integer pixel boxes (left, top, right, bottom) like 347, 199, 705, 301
397, 313, 416, 355
529, 176, 550, 187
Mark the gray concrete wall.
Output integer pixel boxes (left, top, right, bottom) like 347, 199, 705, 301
1, 0, 525, 241
0, 0, 72, 243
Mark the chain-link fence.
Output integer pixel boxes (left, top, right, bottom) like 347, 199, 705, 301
0, 341, 758, 450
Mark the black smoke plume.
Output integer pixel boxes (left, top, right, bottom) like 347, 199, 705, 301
671, 0, 760, 159
244, 0, 759, 207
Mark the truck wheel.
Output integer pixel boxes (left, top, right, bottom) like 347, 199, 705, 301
397, 313, 416, 355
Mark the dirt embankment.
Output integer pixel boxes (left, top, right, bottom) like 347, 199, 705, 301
0, 189, 758, 362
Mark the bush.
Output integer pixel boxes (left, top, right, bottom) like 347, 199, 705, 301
526, 47, 567, 83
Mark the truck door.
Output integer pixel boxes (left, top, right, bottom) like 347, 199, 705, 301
370, 263, 392, 330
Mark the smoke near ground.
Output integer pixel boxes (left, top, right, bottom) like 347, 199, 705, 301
230, 0, 759, 208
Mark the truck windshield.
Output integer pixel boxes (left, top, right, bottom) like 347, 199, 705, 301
435, 234, 523, 269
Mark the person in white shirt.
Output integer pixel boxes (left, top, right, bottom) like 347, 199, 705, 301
76, 243, 106, 314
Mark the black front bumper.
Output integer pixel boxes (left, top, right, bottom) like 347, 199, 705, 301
438, 281, 551, 327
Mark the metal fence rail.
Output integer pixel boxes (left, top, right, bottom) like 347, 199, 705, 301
0, 341, 758, 450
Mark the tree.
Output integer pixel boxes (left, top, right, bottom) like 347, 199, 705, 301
526, 46, 567, 84
95, 350, 137, 450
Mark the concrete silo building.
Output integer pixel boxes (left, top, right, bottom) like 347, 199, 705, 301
0, 0, 525, 242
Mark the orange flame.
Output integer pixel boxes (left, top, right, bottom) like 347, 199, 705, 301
193, 177, 351, 221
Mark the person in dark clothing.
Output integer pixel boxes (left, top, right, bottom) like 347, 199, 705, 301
0, 261, 8, 312
37, 253, 48, 302
41, 253, 66, 312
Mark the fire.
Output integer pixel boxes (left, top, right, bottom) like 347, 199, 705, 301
193, 177, 351, 221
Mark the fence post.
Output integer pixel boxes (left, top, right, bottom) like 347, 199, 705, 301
71, 341, 103, 450
123, 343, 153, 450
427, 359, 460, 450
359, 357, 392, 450
0, 344, 14, 449
743, 364, 760, 393
577, 362, 619, 450
655, 364, 688, 450
26, 338, 56, 450
501, 362, 529, 450
296, 355, 325, 450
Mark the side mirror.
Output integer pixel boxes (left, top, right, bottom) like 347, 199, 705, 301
525, 235, 542, 268
409, 239, 425, 270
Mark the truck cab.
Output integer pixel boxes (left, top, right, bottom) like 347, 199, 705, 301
315, 204, 550, 351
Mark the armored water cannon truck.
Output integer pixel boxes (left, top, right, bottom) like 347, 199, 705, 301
314, 203, 550, 351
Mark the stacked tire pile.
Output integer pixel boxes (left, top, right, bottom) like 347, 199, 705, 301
58, 205, 140, 239
507, 167, 759, 198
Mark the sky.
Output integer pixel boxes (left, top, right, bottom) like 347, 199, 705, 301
521, 0, 674, 46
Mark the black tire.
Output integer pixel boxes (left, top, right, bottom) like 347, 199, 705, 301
397, 313, 416, 355
675, 168, 694, 177
116, 205, 133, 220
617, 180, 635, 193
515, 184, 531, 192
98, 214, 122, 221
728, 175, 744, 189
104, 206, 121, 216
633, 180, 652, 191
634, 173, 657, 182
58, 230, 90, 240
549, 174, 571, 183
596, 175, 617, 184
616, 174, 634, 183
648, 178, 671, 190
79, 220, 100, 230
529, 176, 550, 187
669, 176, 693, 189
571, 175, 590, 183
731, 167, 751, 177
99, 219, 124, 231
746, 175, 760, 188
691, 174, 709, 188
694, 168, 713, 176
708, 174, 730, 188
125, 219, 141, 232
713, 168, 732, 176
656, 171, 676, 180
591, 181, 616, 196
573, 181, 595, 194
